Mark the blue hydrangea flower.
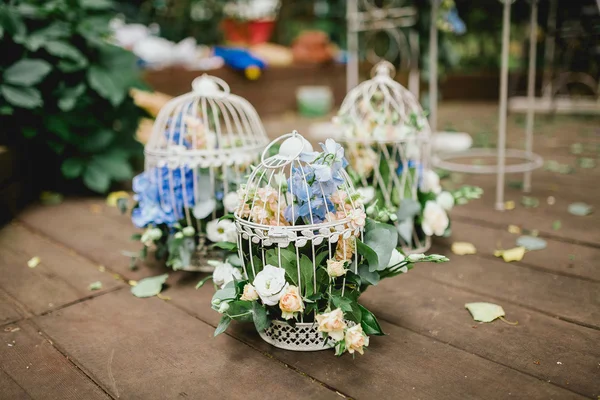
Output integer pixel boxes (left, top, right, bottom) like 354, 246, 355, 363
131, 167, 196, 228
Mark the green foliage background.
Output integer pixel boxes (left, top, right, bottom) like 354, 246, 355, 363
0, 0, 146, 194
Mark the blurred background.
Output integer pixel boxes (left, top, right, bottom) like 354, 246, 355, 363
1, 0, 599, 223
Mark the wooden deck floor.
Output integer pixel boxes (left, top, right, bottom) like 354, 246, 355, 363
1, 103, 598, 399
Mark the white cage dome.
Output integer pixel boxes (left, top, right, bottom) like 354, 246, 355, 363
335, 61, 432, 253
136, 74, 269, 271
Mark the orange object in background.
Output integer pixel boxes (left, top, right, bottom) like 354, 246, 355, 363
292, 31, 336, 64
221, 18, 276, 46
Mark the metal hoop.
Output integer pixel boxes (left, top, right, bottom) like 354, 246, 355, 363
433, 148, 544, 174
260, 130, 306, 168
191, 74, 231, 96
370, 60, 396, 78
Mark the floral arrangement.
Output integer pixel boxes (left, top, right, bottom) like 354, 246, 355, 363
335, 87, 482, 250
207, 135, 449, 356
130, 112, 249, 270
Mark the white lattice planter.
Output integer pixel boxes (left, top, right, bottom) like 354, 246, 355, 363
259, 321, 335, 351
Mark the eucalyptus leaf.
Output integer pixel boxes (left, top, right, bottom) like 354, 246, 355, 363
358, 264, 380, 286
465, 302, 505, 323
396, 198, 421, 221
131, 274, 168, 298
356, 239, 378, 272
568, 202, 593, 216
214, 315, 231, 337
178, 238, 196, 269
364, 219, 398, 271
396, 217, 414, 243
516, 236, 547, 251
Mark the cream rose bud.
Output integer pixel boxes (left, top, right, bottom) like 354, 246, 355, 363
422, 170, 442, 194
315, 308, 347, 341
387, 248, 405, 268
437, 191, 455, 211
421, 200, 450, 237
252, 265, 288, 306
345, 324, 369, 355
240, 284, 259, 301
356, 186, 375, 205
211, 261, 242, 288
223, 191, 240, 213
279, 285, 304, 320
326, 259, 347, 278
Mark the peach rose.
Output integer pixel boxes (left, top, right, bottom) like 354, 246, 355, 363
240, 284, 259, 301
279, 285, 304, 320
326, 259, 347, 278
345, 325, 369, 355
315, 308, 347, 341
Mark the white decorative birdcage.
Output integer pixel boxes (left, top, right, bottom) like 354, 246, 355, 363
234, 131, 365, 351
134, 74, 269, 272
336, 61, 432, 254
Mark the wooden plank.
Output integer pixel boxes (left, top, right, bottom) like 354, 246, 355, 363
437, 220, 600, 282
0, 320, 109, 399
359, 274, 600, 399
0, 369, 31, 400
33, 289, 338, 400
0, 288, 30, 326
0, 223, 124, 316
417, 243, 600, 329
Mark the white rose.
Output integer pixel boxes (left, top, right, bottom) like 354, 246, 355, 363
211, 261, 242, 288
279, 285, 304, 320
421, 170, 441, 194
240, 284, 259, 301
326, 259, 347, 278
223, 191, 240, 213
315, 308, 347, 341
437, 191, 455, 211
421, 200, 450, 236
356, 186, 375, 205
206, 219, 237, 243
345, 324, 369, 355
253, 265, 288, 306
387, 248, 405, 268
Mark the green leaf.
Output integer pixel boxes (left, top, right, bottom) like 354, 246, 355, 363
61, 158, 85, 179
0, 6, 26, 40
44, 41, 87, 64
88, 281, 102, 291
90, 152, 133, 181
214, 315, 231, 336
83, 161, 111, 193
252, 302, 269, 332
364, 219, 398, 271
22, 127, 36, 138
87, 66, 125, 106
359, 304, 384, 336
212, 281, 237, 303
568, 202, 593, 216
26, 22, 70, 50
357, 264, 380, 286
195, 275, 212, 289
80, 129, 115, 152
515, 236, 547, 251
212, 241, 237, 251
226, 301, 254, 322
266, 248, 298, 286
79, 0, 114, 10
0, 85, 42, 109
0, 105, 13, 115
131, 273, 169, 298
299, 254, 314, 296
4, 59, 52, 86
356, 239, 379, 272
464, 302, 505, 323
58, 59, 87, 73
58, 83, 86, 112
332, 296, 353, 313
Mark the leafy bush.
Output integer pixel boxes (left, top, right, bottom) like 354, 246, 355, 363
0, 0, 145, 193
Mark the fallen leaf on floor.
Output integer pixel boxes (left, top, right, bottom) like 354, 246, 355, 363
568, 202, 593, 216
552, 220, 561, 230
156, 293, 171, 301
578, 157, 595, 169
521, 196, 539, 208
98, 265, 106, 272
504, 200, 515, 210
494, 246, 526, 262
516, 236, 547, 251
465, 302, 505, 323
89, 204, 102, 214
4, 327, 20, 333
27, 257, 41, 268
131, 274, 168, 298
508, 225, 521, 234
106, 191, 130, 207
451, 242, 477, 255
524, 228, 539, 237
39, 191, 63, 205
128, 280, 138, 286
570, 143, 583, 155
546, 196, 555, 205
544, 160, 573, 174
88, 281, 102, 291
533, 360, 540, 365
508, 181, 523, 189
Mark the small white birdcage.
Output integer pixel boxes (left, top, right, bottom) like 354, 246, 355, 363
134, 74, 268, 271
336, 61, 432, 253
234, 131, 365, 351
